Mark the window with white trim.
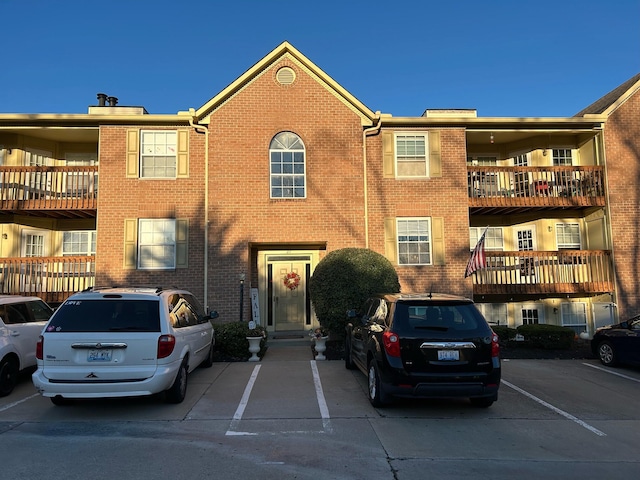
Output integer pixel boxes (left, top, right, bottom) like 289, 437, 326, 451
470, 227, 504, 267
552, 148, 573, 166
63, 231, 96, 256
556, 223, 581, 249
138, 219, 176, 269
270, 132, 306, 198
23, 232, 45, 257
476, 303, 508, 326
561, 302, 587, 335
397, 218, 431, 265
24, 148, 53, 166
140, 131, 177, 178
396, 134, 428, 177
65, 153, 98, 195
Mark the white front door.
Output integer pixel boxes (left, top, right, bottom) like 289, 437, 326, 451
515, 226, 537, 283
271, 261, 307, 331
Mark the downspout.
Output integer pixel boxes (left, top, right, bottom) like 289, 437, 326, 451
189, 109, 210, 310
362, 112, 382, 248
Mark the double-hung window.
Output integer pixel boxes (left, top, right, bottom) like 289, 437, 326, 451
396, 134, 427, 177
138, 219, 176, 269
469, 227, 504, 267
556, 223, 581, 249
397, 218, 431, 265
140, 131, 177, 178
561, 302, 587, 335
63, 231, 96, 256
270, 132, 306, 198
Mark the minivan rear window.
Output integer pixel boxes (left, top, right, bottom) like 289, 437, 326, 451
46, 300, 161, 332
393, 301, 487, 334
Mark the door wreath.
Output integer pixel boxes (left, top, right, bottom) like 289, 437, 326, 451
283, 272, 301, 290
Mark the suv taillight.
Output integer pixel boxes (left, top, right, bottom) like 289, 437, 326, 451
491, 332, 500, 358
382, 330, 401, 357
157, 334, 176, 359
36, 335, 43, 360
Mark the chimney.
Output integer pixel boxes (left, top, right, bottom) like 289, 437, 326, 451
97, 93, 107, 106
107, 96, 118, 106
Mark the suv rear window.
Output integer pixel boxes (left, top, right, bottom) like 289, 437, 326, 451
392, 301, 488, 335
47, 300, 161, 332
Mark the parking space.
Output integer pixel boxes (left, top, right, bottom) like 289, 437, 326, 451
2, 349, 640, 479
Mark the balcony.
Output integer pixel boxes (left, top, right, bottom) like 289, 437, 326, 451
470, 250, 614, 296
0, 256, 95, 305
0, 166, 98, 218
468, 166, 605, 214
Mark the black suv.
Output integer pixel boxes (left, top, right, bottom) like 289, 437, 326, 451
345, 293, 500, 407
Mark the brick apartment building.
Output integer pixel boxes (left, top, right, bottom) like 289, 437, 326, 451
0, 42, 639, 336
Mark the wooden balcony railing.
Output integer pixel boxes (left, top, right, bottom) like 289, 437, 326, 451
0, 166, 98, 211
468, 166, 605, 209
0, 256, 95, 305
470, 250, 613, 295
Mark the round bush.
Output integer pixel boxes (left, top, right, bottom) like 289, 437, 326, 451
309, 248, 400, 337
214, 322, 267, 360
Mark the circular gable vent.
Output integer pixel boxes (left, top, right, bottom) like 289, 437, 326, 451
276, 67, 296, 85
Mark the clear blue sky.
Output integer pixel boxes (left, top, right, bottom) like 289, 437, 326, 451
1, 0, 638, 117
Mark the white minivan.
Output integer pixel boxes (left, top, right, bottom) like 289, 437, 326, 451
32, 286, 217, 405
0, 295, 54, 396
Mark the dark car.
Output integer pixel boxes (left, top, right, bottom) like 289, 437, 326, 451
345, 293, 500, 408
591, 316, 640, 367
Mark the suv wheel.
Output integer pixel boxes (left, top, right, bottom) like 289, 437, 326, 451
344, 337, 355, 370
0, 357, 19, 397
470, 396, 495, 408
165, 360, 188, 404
368, 360, 390, 407
597, 341, 617, 367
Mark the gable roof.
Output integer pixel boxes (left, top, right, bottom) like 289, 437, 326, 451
193, 41, 377, 125
575, 73, 640, 117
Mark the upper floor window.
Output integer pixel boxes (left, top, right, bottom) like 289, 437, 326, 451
140, 131, 177, 178
138, 219, 176, 269
270, 132, 305, 198
397, 218, 431, 265
553, 149, 573, 166
25, 148, 53, 166
469, 227, 504, 251
396, 134, 427, 177
63, 231, 96, 256
556, 223, 581, 249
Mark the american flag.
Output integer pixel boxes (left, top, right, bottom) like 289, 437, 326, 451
465, 228, 487, 278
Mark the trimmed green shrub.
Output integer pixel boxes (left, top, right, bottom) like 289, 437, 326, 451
213, 322, 267, 361
516, 324, 575, 349
309, 248, 400, 337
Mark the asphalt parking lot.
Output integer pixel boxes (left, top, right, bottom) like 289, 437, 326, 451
1, 340, 639, 480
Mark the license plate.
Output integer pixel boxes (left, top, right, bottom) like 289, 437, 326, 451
438, 350, 459, 361
88, 349, 112, 362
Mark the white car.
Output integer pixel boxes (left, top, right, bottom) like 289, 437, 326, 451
0, 295, 54, 396
32, 287, 217, 405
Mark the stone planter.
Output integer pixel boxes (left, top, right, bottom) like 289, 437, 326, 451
313, 336, 329, 360
246, 336, 262, 362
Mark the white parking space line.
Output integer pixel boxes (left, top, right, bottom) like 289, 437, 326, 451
225, 362, 332, 436
582, 362, 640, 383
226, 364, 261, 436
0, 393, 39, 412
310, 360, 333, 433
501, 380, 606, 437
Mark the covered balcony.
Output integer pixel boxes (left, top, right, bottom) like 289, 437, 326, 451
0, 256, 95, 305
0, 166, 98, 218
470, 250, 614, 295
468, 165, 605, 214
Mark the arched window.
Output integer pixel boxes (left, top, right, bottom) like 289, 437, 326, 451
269, 132, 306, 198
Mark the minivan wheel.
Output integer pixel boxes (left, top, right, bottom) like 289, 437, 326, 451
51, 395, 73, 406
470, 396, 495, 408
165, 361, 188, 404
201, 341, 215, 368
0, 357, 19, 397
368, 360, 390, 407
